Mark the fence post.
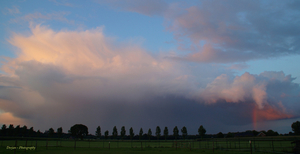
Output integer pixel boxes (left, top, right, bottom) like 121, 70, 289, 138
253, 139, 255, 152
226, 139, 228, 149
109, 142, 110, 150
14, 140, 17, 154
238, 138, 240, 151
25, 139, 27, 152
208, 140, 209, 149
234, 141, 236, 149
213, 140, 214, 153
193, 140, 194, 149
35, 140, 37, 150
249, 140, 252, 154
141, 141, 142, 150
272, 139, 274, 153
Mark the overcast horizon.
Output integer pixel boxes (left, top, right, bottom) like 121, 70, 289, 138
1, 0, 300, 135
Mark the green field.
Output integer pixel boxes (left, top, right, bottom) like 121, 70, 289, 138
0, 137, 298, 154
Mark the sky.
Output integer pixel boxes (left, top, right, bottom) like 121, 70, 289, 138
0, 0, 300, 135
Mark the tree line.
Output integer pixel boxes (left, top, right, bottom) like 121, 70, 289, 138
1, 121, 299, 140
94, 125, 206, 141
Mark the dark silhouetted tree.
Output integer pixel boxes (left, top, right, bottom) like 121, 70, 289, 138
181, 126, 187, 139
156, 126, 161, 140
37, 130, 41, 137
29, 127, 34, 137
147, 128, 152, 140
8, 124, 14, 136
48, 128, 54, 137
252, 130, 259, 136
292, 121, 300, 135
139, 128, 143, 140
217, 132, 224, 138
105, 130, 109, 139
164, 127, 168, 140
14, 125, 20, 136
129, 127, 134, 140
112, 126, 118, 139
96, 126, 101, 138
226, 132, 234, 138
121, 126, 126, 140
69, 124, 88, 140
266, 130, 279, 136
21, 125, 27, 136
57, 127, 63, 138
173, 126, 179, 140
1, 124, 7, 136
198, 125, 206, 138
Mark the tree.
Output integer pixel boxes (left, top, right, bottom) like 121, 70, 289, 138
57, 127, 63, 138
181, 126, 187, 139
217, 132, 224, 138
226, 132, 234, 138
173, 126, 179, 140
112, 126, 118, 139
21, 125, 27, 136
1, 124, 7, 136
252, 130, 259, 136
139, 128, 143, 140
8, 124, 14, 136
164, 127, 168, 140
14, 125, 21, 136
198, 125, 206, 138
266, 129, 279, 136
69, 124, 88, 140
96, 126, 101, 138
48, 128, 54, 137
129, 127, 134, 140
37, 130, 41, 137
147, 128, 152, 140
156, 126, 161, 140
292, 121, 300, 135
105, 130, 109, 139
121, 126, 126, 140
29, 127, 34, 137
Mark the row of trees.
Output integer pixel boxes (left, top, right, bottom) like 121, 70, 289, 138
0, 124, 63, 138
0, 124, 206, 140
1, 121, 299, 139
95, 125, 206, 141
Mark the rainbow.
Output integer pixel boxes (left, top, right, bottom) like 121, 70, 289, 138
252, 106, 257, 130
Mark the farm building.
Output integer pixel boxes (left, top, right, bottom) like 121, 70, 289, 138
257, 132, 266, 137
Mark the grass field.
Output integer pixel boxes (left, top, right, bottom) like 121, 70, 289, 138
0, 136, 298, 154
0, 146, 280, 154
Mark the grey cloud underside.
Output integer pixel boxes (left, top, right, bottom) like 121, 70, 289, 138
1, 59, 300, 134
106, 0, 300, 63
183, 0, 300, 62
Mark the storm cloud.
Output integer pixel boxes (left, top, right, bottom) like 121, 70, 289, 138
0, 24, 299, 134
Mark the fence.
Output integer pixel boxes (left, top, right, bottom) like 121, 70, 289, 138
1, 137, 299, 153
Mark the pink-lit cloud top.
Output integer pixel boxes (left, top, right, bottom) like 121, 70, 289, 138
0, 0, 300, 134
